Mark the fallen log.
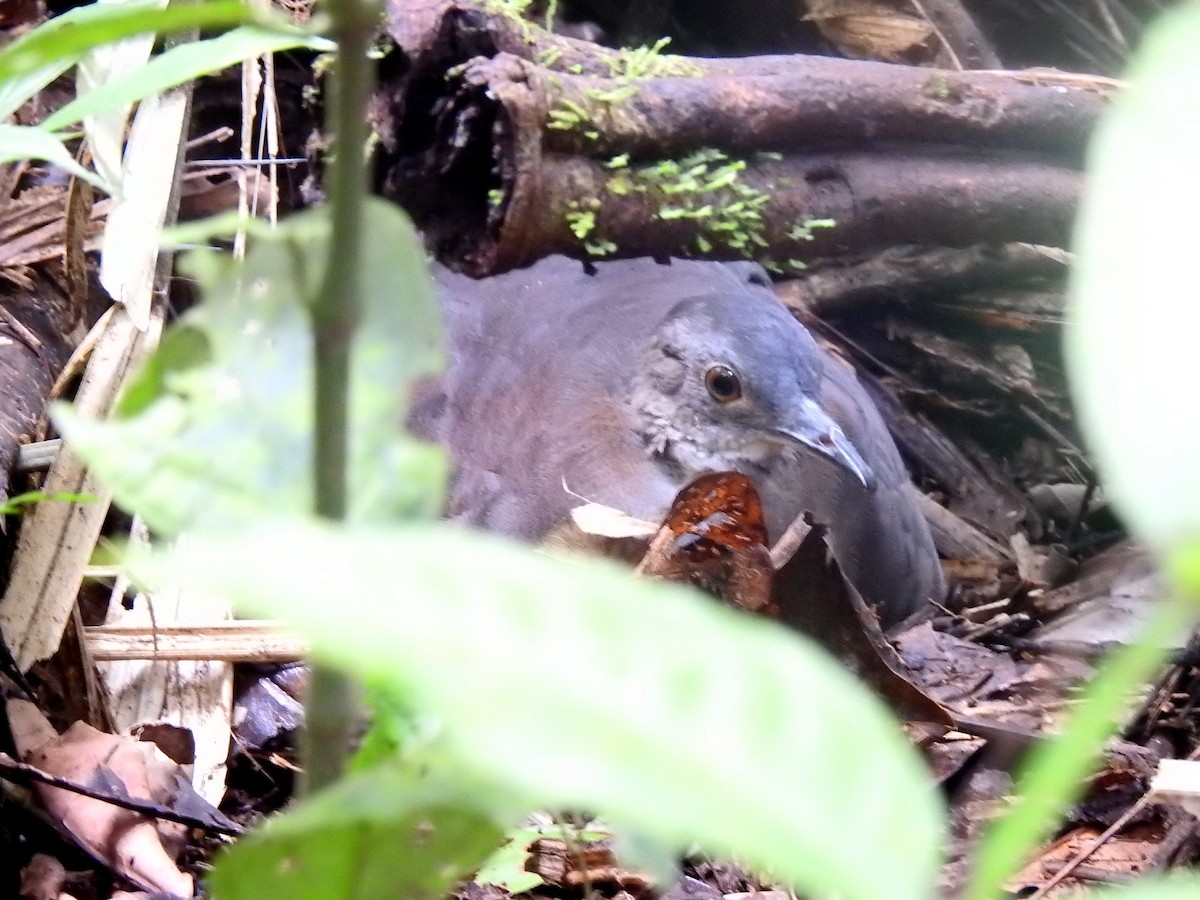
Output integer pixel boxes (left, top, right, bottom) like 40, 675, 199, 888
379, 0, 1105, 274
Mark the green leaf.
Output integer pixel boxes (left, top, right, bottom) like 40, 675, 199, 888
209, 763, 509, 900
974, 6, 1200, 897
968, 596, 1193, 899
473, 827, 547, 894
138, 519, 944, 900
54, 199, 447, 534
0, 490, 98, 516
1065, 3, 1200, 561
0, 0, 305, 88
0, 124, 113, 193
158, 210, 280, 247
1166, 540, 1200, 599
43, 26, 334, 133
0, 58, 75, 122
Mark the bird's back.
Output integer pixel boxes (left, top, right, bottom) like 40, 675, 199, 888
418, 257, 762, 536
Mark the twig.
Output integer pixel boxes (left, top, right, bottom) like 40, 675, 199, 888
0, 753, 242, 836
1027, 793, 1150, 898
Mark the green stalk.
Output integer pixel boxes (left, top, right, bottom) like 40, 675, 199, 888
968, 588, 1196, 897
302, 0, 380, 795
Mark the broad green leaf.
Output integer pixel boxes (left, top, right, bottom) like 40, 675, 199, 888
1167, 540, 1200, 599
350, 685, 441, 772
974, 6, 1200, 898
209, 763, 509, 900
43, 26, 335, 132
0, 59, 75, 122
1065, 3, 1200, 560
139, 519, 944, 900
55, 199, 446, 534
474, 828, 548, 894
0, 0, 165, 121
0, 124, 113, 193
0, 0, 293, 87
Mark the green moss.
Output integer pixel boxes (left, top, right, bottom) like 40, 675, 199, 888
923, 72, 958, 100
584, 84, 640, 105
482, 0, 534, 17
542, 35, 702, 139
584, 238, 618, 256
618, 149, 773, 259
564, 198, 618, 258
605, 37, 703, 79
535, 47, 563, 68
787, 217, 836, 242
596, 151, 838, 263
566, 209, 596, 239
546, 97, 590, 131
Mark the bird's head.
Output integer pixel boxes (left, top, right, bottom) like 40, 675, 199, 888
630, 293, 875, 491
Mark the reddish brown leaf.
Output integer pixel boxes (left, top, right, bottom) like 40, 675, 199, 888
636, 472, 776, 614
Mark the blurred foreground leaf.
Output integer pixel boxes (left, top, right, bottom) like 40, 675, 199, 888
143, 519, 943, 900
56, 199, 446, 534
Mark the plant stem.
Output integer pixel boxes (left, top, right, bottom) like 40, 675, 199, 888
303, 0, 379, 795
968, 591, 1196, 897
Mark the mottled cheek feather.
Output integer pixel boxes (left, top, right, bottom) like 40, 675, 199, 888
665, 427, 783, 479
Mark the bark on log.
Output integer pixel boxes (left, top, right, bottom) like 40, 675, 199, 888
774, 243, 1067, 317
0, 167, 101, 500
450, 51, 1098, 161
380, 0, 1102, 274
0, 270, 82, 496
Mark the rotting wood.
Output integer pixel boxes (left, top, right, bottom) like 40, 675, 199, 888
774, 242, 1068, 318
853, 368, 1035, 540
441, 52, 1098, 161
379, 0, 1100, 274
915, 490, 1011, 564
391, 143, 1082, 275
0, 164, 102, 502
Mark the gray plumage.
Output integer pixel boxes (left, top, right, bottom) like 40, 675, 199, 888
411, 255, 944, 624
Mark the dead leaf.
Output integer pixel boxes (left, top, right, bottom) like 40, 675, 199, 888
773, 522, 953, 726
7, 700, 193, 897
801, 0, 934, 62
18, 853, 68, 900
529, 836, 653, 892
570, 501, 657, 539
636, 472, 775, 614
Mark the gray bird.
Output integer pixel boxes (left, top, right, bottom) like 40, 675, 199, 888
412, 255, 943, 624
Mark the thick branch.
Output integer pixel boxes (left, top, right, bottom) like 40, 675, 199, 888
453, 53, 1099, 162
394, 141, 1081, 274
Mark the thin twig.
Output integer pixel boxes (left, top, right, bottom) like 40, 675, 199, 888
1027, 793, 1150, 898
0, 753, 242, 835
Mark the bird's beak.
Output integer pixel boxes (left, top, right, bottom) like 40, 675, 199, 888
773, 396, 876, 492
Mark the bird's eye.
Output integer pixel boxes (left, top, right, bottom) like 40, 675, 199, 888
704, 365, 742, 403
